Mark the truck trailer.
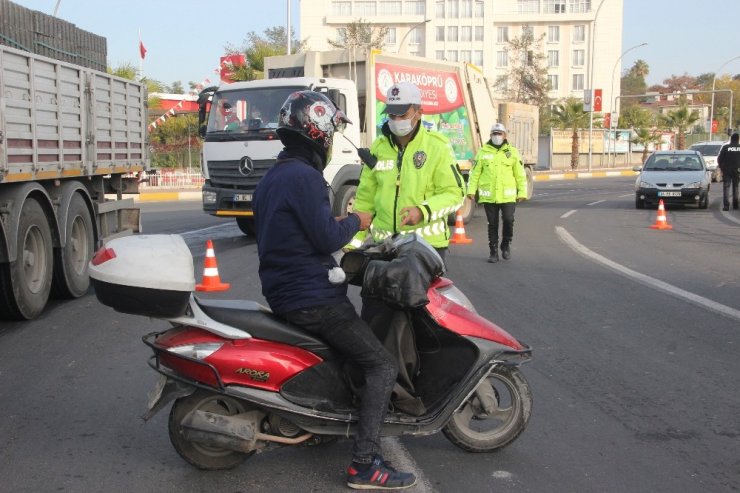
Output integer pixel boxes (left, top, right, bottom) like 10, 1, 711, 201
197, 49, 538, 233
0, 3, 148, 320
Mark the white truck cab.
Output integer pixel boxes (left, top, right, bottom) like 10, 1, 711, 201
199, 77, 362, 235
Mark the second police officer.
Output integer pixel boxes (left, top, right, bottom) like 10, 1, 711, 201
467, 122, 528, 263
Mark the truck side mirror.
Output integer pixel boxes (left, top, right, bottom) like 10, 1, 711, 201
327, 89, 341, 108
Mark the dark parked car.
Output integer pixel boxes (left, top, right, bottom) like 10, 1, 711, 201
634, 150, 711, 209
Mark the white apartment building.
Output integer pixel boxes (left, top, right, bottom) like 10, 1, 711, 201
300, 0, 624, 114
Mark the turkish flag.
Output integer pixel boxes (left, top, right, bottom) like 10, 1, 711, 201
593, 89, 602, 112
139, 40, 147, 60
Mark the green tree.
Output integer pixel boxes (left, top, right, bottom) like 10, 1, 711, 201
619, 105, 654, 129
629, 59, 650, 79
661, 100, 699, 149
552, 97, 595, 169
620, 60, 650, 111
631, 128, 663, 164
225, 26, 304, 82
107, 63, 137, 80
328, 19, 389, 50
149, 114, 201, 169
169, 81, 185, 94
494, 30, 550, 107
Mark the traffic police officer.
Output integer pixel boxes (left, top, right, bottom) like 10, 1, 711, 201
350, 81, 465, 255
467, 122, 528, 263
718, 132, 740, 211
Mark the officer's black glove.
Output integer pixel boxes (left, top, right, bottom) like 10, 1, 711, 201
357, 148, 378, 169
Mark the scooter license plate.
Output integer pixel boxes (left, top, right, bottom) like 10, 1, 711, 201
147, 375, 168, 411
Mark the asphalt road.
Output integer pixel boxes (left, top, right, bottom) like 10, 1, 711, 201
0, 178, 738, 493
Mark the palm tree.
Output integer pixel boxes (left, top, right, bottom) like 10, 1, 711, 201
662, 102, 700, 149
629, 59, 650, 79
551, 97, 596, 169
631, 128, 663, 163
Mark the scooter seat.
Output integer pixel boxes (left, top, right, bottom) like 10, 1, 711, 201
194, 298, 334, 359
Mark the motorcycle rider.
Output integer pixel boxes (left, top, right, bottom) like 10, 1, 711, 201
252, 90, 417, 490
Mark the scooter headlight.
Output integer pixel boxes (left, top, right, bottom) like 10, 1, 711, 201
167, 342, 223, 360
436, 285, 478, 314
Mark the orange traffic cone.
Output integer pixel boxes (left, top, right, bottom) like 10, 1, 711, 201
650, 199, 673, 230
449, 209, 473, 244
196, 240, 231, 291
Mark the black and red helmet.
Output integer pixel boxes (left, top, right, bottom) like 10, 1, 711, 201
276, 91, 351, 164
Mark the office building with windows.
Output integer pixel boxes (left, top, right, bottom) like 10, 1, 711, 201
300, 0, 624, 111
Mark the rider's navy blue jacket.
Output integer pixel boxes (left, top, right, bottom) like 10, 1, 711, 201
253, 148, 360, 315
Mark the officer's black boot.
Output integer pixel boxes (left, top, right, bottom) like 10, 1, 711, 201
488, 249, 499, 263
501, 241, 511, 260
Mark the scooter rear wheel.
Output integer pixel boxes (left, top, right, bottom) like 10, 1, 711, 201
169, 390, 255, 470
443, 365, 532, 452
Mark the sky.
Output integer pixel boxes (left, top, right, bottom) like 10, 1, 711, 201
9, 0, 740, 89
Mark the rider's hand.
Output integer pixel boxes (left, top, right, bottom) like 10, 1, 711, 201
354, 211, 373, 231
400, 206, 422, 226
467, 194, 475, 202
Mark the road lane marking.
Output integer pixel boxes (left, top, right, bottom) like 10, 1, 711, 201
556, 226, 740, 323
561, 210, 578, 218
720, 208, 740, 225
382, 437, 434, 492
586, 200, 606, 206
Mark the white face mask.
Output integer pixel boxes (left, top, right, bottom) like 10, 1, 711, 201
388, 113, 417, 137
491, 134, 504, 146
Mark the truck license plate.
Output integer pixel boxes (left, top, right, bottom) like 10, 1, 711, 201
233, 193, 253, 202
658, 191, 681, 197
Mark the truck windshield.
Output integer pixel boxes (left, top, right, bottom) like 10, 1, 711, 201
206, 86, 306, 137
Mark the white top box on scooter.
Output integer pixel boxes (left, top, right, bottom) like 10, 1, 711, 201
89, 234, 195, 318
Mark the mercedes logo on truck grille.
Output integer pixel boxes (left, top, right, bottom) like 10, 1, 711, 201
238, 156, 254, 176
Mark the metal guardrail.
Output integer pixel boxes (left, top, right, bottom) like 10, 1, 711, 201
139, 171, 205, 189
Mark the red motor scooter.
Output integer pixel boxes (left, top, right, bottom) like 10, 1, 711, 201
89, 233, 532, 470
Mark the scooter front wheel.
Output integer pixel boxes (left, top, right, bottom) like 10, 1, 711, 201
169, 390, 255, 470
443, 365, 532, 452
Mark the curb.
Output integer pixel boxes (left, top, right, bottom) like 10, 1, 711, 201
124, 170, 639, 202
105, 191, 202, 202
533, 169, 638, 181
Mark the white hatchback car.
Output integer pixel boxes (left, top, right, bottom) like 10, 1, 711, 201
689, 141, 727, 182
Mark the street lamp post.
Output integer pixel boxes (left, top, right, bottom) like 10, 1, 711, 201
187, 120, 192, 175
709, 55, 740, 140
286, 0, 292, 55
398, 19, 431, 55
587, 0, 606, 172
609, 42, 647, 167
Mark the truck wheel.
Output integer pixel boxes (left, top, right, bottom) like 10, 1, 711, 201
332, 185, 357, 216
525, 167, 534, 199
235, 217, 256, 236
53, 193, 94, 298
0, 197, 53, 320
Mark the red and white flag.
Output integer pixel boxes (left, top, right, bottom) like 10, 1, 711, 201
139, 29, 147, 60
